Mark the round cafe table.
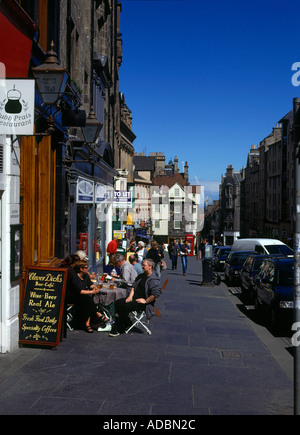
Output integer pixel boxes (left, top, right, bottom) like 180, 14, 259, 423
97, 283, 127, 307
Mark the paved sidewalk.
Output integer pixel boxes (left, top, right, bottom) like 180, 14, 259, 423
0, 256, 294, 415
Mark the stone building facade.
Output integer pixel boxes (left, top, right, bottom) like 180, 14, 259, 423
219, 165, 243, 245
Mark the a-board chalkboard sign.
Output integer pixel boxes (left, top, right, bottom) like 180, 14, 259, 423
19, 266, 68, 348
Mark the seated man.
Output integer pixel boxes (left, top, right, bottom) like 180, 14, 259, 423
112, 253, 137, 291
109, 258, 161, 336
128, 253, 143, 276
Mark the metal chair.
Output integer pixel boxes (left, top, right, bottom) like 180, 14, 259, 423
66, 304, 76, 330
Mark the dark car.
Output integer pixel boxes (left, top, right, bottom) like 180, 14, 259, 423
213, 246, 231, 271
224, 251, 255, 286
253, 257, 294, 328
240, 254, 270, 300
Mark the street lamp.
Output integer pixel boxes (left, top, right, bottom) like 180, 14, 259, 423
82, 106, 103, 144
32, 41, 68, 105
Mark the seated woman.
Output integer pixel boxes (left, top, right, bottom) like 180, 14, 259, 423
69, 260, 108, 333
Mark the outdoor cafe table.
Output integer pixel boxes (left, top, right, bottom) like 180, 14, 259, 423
97, 283, 127, 307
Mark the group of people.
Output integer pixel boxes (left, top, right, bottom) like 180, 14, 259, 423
168, 239, 191, 275
107, 237, 165, 279
63, 239, 164, 337
103, 238, 165, 336
64, 235, 195, 337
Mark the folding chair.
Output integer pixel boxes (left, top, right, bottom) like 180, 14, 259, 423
126, 310, 153, 335
66, 304, 76, 330
125, 278, 169, 334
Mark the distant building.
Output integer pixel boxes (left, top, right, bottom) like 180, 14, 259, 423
219, 165, 243, 245
132, 153, 202, 243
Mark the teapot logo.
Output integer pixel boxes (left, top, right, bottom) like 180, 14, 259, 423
0, 79, 35, 135
4, 85, 23, 114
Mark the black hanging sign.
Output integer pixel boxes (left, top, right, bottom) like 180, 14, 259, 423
19, 267, 68, 348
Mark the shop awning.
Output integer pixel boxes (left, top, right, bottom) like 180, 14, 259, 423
135, 233, 152, 239
0, 0, 37, 78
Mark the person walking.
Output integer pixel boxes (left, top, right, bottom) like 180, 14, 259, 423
135, 241, 148, 263
179, 239, 190, 276
169, 238, 180, 270
106, 237, 118, 256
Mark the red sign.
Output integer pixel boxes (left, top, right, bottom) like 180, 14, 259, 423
0, 1, 36, 78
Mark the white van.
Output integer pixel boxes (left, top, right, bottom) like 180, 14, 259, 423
231, 238, 293, 256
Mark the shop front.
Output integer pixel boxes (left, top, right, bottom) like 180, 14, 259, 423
67, 141, 117, 273
0, 0, 37, 353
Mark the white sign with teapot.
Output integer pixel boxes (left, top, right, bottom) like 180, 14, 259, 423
0, 79, 35, 135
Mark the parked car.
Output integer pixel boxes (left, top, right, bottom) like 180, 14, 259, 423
240, 254, 270, 300
231, 238, 293, 256
253, 257, 294, 329
224, 251, 255, 286
212, 246, 231, 271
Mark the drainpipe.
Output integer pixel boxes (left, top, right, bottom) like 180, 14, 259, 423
66, 0, 73, 73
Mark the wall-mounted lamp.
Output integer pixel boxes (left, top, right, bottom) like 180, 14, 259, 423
32, 41, 68, 105
32, 42, 86, 135
81, 106, 103, 144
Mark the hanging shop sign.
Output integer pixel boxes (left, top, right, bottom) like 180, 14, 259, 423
95, 183, 113, 204
0, 79, 35, 135
76, 177, 94, 203
113, 190, 132, 208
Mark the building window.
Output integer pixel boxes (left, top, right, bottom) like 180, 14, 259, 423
174, 203, 181, 214
174, 220, 181, 229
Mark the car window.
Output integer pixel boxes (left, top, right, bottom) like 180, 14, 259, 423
253, 257, 265, 272
221, 249, 231, 257
255, 245, 265, 254
265, 245, 293, 255
230, 253, 252, 266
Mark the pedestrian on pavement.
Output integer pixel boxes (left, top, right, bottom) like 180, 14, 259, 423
169, 238, 180, 270
128, 239, 136, 252
135, 241, 148, 263
179, 239, 190, 276
106, 237, 118, 256
109, 258, 161, 336
200, 239, 208, 259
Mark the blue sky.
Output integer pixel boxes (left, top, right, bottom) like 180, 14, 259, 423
119, 0, 300, 200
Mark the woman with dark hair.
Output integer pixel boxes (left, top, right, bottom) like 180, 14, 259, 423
69, 260, 108, 333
